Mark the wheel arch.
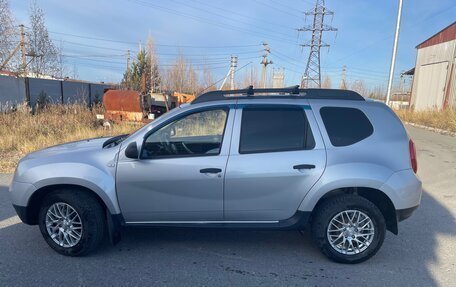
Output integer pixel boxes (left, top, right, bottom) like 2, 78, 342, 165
309, 187, 398, 235
24, 184, 110, 225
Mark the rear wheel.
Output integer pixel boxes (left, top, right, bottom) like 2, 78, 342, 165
38, 190, 105, 256
311, 194, 386, 264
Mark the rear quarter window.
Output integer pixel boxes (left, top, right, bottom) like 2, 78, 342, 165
320, 107, 373, 147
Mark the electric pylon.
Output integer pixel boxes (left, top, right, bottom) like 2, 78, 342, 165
298, 0, 337, 88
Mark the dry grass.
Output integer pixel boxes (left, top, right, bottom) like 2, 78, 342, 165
0, 104, 143, 173
395, 108, 456, 133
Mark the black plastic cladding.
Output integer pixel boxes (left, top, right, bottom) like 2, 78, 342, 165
192, 87, 365, 104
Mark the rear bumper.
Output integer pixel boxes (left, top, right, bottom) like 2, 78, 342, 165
396, 205, 419, 222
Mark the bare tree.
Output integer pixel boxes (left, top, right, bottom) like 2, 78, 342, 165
162, 52, 200, 94
321, 75, 332, 88
146, 34, 160, 93
202, 63, 215, 91
350, 79, 369, 97
27, 1, 61, 77
0, 0, 18, 71
369, 85, 386, 100
237, 66, 259, 88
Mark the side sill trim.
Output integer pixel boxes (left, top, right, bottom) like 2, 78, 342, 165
125, 220, 279, 224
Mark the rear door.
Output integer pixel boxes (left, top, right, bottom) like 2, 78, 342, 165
224, 102, 326, 221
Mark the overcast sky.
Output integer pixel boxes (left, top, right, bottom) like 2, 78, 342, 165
8, 0, 456, 87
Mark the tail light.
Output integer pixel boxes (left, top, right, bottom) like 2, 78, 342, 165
409, 139, 417, 173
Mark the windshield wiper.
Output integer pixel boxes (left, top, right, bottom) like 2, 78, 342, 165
102, 134, 129, 148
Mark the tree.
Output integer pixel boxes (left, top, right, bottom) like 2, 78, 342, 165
237, 66, 259, 89
0, 0, 18, 71
27, 1, 61, 77
350, 79, 368, 97
122, 34, 161, 94
123, 48, 150, 93
147, 34, 160, 93
202, 63, 215, 91
162, 52, 200, 94
322, 75, 332, 88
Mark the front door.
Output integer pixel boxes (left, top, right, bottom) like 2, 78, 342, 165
116, 106, 233, 222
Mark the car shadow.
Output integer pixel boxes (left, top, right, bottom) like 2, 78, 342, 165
1, 181, 452, 285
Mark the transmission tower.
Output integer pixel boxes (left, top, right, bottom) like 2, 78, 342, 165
260, 42, 272, 88
298, 0, 337, 88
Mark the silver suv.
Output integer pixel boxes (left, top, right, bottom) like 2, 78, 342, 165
10, 87, 422, 263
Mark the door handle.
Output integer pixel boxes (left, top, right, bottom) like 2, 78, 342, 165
293, 164, 315, 170
200, 168, 222, 174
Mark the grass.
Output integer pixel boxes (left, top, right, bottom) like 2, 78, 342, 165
0, 104, 143, 173
395, 108, 456, 133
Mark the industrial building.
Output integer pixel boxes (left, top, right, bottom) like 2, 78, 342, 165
409, 22, 456, 111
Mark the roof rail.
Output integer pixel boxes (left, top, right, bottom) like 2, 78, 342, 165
191, 86, 364, 104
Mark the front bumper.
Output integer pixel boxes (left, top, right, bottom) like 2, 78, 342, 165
9, 181, 37, 225
9, 180, 36, 207
12, 204, 34, 224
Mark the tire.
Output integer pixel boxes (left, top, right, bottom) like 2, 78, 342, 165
38, 190, 105, 256
311, 194, 386, 264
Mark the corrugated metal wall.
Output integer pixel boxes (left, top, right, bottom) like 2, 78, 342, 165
0, 75, 113, 111
410, 40, 456, 110
0, 75, 26, 111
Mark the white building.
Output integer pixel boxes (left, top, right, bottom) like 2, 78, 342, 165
410, 22, 456, 111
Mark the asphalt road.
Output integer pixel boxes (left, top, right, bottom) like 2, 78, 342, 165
0, 125, 455, 287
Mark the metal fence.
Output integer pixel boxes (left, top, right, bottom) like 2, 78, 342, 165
0, 75, 113, 111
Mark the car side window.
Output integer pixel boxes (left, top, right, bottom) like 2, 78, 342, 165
142, 108, 228, 159
239, 106, 315, 154
320, 106, 374, 147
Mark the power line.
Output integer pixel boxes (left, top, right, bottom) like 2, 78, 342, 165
198, 61, 253, 94
252, 0, 303, 19
172, 0, 295, 38
128, 0, 298, 44
192, 0, 295, 30
48, 30, 261, 49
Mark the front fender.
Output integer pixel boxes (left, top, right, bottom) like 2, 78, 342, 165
18, 162, 120, 214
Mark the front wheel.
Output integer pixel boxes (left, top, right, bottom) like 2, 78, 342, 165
38, 190, 105, 256
311, 194, 386, 264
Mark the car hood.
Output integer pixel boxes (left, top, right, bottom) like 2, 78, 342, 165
24, 137, 111, 160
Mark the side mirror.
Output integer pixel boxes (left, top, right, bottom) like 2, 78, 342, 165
125, 142, 139, 159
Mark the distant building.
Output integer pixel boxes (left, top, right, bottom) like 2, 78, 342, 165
410, 22, 456, 111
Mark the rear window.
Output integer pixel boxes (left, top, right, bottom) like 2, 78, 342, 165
239, 107, 315, 154
320, 107, 373, 147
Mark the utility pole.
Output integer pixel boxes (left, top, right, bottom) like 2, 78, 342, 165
260, 42, 272, 88
229, 56, 237, 90
126, 49, 131, 89
339, 65, 347, 89
20, 24, 26, 75
219, 55, 238, 90
298, 0, 337, 88
386, 0, 403, 106
0, 24, 27, 73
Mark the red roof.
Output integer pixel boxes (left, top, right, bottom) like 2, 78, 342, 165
416, 21, 456, 49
